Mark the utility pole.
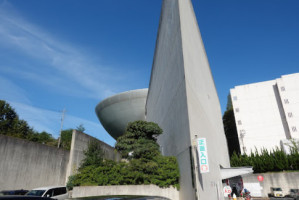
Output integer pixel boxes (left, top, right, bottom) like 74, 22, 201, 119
57, 108, 66, 148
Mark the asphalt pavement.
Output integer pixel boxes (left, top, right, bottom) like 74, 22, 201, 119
252, 198, 295, 200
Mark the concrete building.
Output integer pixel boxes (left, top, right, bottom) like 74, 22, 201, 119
230, 73, 299, 154
95, 89, 148, 139
95, 0, 256, 199
145, 0, 230, 199
96, 0, 233, 199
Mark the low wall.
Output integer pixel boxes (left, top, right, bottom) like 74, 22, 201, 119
0, 135, 70, 190
65, 130, 121, 183
0, 131, 121, 190
243, 172, 299, 197
72, 185, 179, 200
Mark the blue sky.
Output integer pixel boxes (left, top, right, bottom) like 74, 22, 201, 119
0, 0, 298, 146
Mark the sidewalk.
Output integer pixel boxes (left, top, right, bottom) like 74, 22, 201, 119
227, 198, 270, 200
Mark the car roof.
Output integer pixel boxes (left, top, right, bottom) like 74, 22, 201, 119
0, 196, 55, 200
31, 186, 66, 190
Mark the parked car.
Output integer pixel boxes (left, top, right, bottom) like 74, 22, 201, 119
26, 186, 68, 200
289, 189, 299, 198
270, 187, 284, 197
0, 190, 28, 196
0, 196, 55, 200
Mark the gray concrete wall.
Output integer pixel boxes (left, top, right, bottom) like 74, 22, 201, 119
0, 135, 69, 190
0, 131, 120, 190
179, 0, 230, 199
72, 185, 179, 200
146, 0, 230, 199
243, 172, 299, 197
146, 0, 194, 199
65, 130, 121, 183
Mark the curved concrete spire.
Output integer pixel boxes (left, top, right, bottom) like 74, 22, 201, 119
146, 0, 230, 199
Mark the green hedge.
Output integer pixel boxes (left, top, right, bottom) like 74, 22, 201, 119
67, 121, 180, 190
231, 145, 299, 173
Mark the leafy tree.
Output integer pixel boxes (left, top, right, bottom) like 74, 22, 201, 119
38, 131, 55, 143
28, 131, 56, 146
80, 140, 104, 169
0, 100, 18, 135
67, 121, 180, 190
0, 100, 35, 138
0, 100, 75, 149
273, 147, 288, 171
223, 95, 241, 157
115, 121, 162, 159
77, 124, 85, 133
60, 129, 73, 150
60, 124, 86, 150
231, 145, 299, 173
260, 148, 274, 172
226, 94, 233, 111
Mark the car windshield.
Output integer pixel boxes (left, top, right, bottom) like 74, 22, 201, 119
26, 190, 46, 196
273, 188, 282, 191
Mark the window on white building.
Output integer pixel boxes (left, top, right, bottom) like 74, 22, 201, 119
238, 120, 242, 125
235, 108, 239, 112
281, 86, 285, 91
233, 96, 237, 101
292, 127, 297, 132
284, 99, 289, 104
288, 112, 293, 118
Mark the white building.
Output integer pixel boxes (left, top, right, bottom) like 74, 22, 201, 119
230, 73, 299, 154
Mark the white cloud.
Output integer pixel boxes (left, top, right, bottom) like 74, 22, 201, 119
0, 1, 124, 100
0, 1, 123, 147
0, 75, 31, 104
9, 101, 59, 135
8, 101, 116, 146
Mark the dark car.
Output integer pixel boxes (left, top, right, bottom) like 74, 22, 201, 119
290, 189, 299, 198
0, 196, 56, 200
0, 190, 29, 196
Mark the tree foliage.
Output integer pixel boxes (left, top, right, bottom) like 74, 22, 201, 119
59, 129, 73, 150
76, 124, 85, 133
0, 100, 75, 149
223, 94, 241, 157
67, 121, 180, 190
231, 144, 299, 173
0, 100, 34, 138
80, 140, 104, 169
28, 131, 57, 146
115, 121, 162, 160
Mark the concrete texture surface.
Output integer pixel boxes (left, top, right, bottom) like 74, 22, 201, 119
0, 131, 120, 190
230, 73, 299, 154
95, 89, 148, 139
0, 135, 69, 190
243, 172, 299, 198
65, 130, 121, 183
146, 0, 230, 199
72, 185, 179, 200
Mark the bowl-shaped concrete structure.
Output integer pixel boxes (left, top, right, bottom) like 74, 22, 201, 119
95, 89, 148, 139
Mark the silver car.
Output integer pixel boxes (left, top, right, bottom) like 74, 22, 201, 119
26, 186, 68, 200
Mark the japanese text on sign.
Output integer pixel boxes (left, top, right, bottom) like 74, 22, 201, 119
197, 138, 209, 173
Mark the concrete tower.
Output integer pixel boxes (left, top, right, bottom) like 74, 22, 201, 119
146, 0, 230, 199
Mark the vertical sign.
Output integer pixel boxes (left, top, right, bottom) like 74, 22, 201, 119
197, 138, 209, 173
